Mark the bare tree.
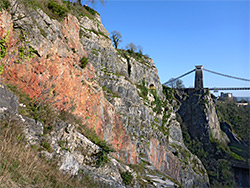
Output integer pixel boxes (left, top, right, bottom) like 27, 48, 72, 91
110, 31, 122, 49
74, 0, 105, 6
125, 42, 137, 52
137, 45, 143, 54
166, 78, 185, 89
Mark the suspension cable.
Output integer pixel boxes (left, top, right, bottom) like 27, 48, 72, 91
203, 68, 250, 82
163, 69, 195, 85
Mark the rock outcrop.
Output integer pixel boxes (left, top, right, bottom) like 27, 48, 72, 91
79, 11, 209, 188
175, 89, 229, 144
0, 82, 136, 187
0, 1, 209, 187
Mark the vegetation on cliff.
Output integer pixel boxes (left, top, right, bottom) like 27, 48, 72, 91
216, 100, 250, 146
7, 84, 114, 168
0, 85, 104, 187
0, 0, 100, 21
0, 115, 101, 188
181, 122, 236, 187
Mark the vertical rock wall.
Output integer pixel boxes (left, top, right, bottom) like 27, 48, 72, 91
176, 89, 229, 144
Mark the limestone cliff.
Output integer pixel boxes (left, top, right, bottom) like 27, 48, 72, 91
175, 89, 229, 144
0, 1, 209, 187
174, 88, 249, 187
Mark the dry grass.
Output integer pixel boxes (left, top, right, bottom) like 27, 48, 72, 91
0, 114, 95, 188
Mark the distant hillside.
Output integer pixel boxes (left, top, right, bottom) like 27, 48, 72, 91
234, 97, 250, 103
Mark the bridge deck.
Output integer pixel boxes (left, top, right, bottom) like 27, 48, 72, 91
208, 87, 250, 91
174, 87, 250, 91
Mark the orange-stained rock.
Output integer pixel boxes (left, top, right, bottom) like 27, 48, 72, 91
0, 11, 138, 164
61, 14, 86, 58
149, 138, 180, 179
0, 10, 12, 40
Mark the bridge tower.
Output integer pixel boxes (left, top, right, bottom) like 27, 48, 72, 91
195, 65, 203, 88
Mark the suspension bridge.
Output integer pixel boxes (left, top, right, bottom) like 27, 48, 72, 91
163, 65, 250, 92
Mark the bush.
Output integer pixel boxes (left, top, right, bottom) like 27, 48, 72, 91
150, 89, 162, 114
82, 126, 114, 167
79, 56, 88, 69
84, 6, 98, 16
136, 79, 148, 100
47, 0, 68, 19
0, 31, 9, 60
95, 150, 109, 167
0, 0, 10, 10
41, 140, 52, 152
121, 171, 133, 185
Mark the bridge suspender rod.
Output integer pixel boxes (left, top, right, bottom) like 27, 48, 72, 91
203, 68, 250, 82
163, 69, 195, 85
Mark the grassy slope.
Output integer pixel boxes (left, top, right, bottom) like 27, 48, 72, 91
0, 84, 108, 187
0, 114, 95, 188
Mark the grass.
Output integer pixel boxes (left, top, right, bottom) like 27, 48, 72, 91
80, 126, 115, 167
6, 84, 58, 126
0, 114, 97, 188
6, 83, 114, 179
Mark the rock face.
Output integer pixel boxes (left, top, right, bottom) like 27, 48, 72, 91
175, 89, 229, 144
79, 11, 209, 188
0, 2, 209, 187
0, 82, 134, 187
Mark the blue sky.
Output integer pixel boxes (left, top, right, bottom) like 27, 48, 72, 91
89, 0, 250, 97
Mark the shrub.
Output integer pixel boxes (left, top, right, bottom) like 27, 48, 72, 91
81, 126, 114, 167
136, 79, 148, 100
95, 150, 109, 167
79, 56, 88, 69
0, 31, 9, 60
0, 0, 10, 10
62, 1, 98, 20
22, 0, 42, 10
121, 171, 133, 185
84, 6, 98, 16
162, 85, 175, 100
41, 140, 52, 152
150, 89, 162, 114
47, 0, 68, 19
